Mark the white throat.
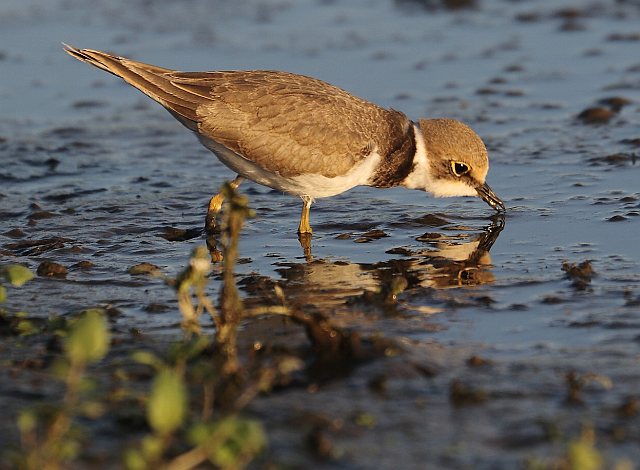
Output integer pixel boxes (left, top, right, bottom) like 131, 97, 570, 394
401, 124, 430, 190
402, 123, 477, 198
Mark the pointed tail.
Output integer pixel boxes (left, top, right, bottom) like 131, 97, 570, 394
63, 44, 202, 126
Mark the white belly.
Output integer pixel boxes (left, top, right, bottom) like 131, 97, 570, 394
198, 135, 381, 199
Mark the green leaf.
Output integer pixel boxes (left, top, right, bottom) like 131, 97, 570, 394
0, 285, 6, 303
65, 309, 110, 364
141, 435, 164, 460
187, 422, 210, 444
17, 410, 37, 434
16, 319, 40, 336
130, 350, 164, 370
568, 440, 603, 470
123, 449, 147, 470
147, 369, 187, 435
2, 265, 34, 287
201, 416, 267, 468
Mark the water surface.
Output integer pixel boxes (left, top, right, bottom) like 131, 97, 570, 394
1, 0, 639, 467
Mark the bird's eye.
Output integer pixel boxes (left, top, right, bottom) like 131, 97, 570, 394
451, 161, 471, 177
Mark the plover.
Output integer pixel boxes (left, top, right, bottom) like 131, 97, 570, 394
64, 45, 505, 236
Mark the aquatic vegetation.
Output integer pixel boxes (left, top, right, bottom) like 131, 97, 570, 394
1, 265, 38, 335
213, 183, 255, 374
11, 308, 110, 470
3, 188, 269, 470
123, 185, 266, 470
524, 424, 635, 470
174, 245, 215, 336
0, 264, 34, 303
5, 187, 378, 469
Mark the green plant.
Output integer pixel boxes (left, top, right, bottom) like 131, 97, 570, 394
174, 245, 215, 336
14, 308, 111, 470
0, 265, 41, 335
216, 182, 254, 374
0, 264, 34, 303
124, 184, 265, 470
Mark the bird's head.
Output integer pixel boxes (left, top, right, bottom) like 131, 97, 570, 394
414, 118, 505, 212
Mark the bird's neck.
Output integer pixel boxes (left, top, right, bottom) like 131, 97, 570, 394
367, 121, 417, 189
400, 123, 433, 191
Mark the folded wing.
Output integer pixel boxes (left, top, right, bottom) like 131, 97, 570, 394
64, 46, 411, 178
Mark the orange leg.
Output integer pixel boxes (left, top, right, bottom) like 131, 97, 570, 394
297, 196, 313, 235
205, 175, 243, 234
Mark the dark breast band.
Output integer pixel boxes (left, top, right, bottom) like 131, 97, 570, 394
368, 122, 416, 188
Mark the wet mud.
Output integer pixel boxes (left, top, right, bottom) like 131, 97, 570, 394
1, 0, 640, 468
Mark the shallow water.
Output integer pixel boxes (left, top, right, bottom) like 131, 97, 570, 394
2, 0, 640, 467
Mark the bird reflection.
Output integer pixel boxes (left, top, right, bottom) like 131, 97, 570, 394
243, 214, 505, 313
409, 213, 503, 288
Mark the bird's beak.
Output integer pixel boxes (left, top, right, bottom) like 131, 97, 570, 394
476, 182, 505, 212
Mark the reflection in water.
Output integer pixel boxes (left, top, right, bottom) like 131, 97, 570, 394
207, 229, 313, 262
243, 215, 505, 314
410, 213, 504, 289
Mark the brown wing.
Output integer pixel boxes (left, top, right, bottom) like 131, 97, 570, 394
171, 71, 410, 177
64, 46, 411, 178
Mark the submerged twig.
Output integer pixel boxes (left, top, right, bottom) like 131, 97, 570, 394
216, 183, 254, 374
174, 246, 215, 336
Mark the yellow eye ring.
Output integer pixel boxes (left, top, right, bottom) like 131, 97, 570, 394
451, 161, 471, 177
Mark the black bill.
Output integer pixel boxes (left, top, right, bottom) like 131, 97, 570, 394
476, 182, 505, 212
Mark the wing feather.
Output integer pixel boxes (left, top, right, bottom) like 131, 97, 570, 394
65, 46, 412, 178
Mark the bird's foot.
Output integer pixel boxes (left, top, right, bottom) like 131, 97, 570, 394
205, 193, 225, 235
298, 232, 313, 261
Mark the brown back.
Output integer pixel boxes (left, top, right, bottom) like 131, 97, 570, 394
65, 46, 412, 178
